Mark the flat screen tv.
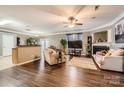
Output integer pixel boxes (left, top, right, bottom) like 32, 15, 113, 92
68, 41, 82, 48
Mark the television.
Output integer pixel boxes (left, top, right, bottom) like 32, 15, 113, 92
68, 41, 82, 48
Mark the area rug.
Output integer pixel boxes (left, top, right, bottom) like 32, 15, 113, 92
67, 57, 97, 70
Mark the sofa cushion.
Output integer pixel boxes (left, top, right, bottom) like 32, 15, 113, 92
104, 49, 118, 57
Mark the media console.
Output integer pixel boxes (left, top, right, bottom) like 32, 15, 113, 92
68, 48, 82, 56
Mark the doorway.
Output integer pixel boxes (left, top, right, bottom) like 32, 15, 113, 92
2, 34, 14, 56
0, 34, 15, 71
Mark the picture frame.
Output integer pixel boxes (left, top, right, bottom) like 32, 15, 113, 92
115, 18, 124, 43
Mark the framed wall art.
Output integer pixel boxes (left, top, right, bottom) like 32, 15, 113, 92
115, 18, 124, 43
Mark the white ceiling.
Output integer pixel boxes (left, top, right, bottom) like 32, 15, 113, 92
0, 5, 124, 36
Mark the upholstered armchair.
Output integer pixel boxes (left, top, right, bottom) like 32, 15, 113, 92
44, 48, 66, 65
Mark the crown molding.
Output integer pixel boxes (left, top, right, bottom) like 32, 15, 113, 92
0, 28, 35, 36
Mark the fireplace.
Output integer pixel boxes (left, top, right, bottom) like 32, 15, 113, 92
93, 46, 109, 54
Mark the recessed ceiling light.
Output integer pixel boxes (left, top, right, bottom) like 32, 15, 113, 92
0, 20, 12, 25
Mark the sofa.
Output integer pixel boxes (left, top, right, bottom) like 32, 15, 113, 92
93, 49, 124, 72
44, 48, 66, 65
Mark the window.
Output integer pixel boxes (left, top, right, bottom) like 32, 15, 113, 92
67, 33, 82, 41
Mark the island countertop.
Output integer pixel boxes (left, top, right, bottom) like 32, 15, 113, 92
17, 45, 41, 47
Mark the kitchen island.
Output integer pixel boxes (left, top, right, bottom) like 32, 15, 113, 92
12, 45, 41, 64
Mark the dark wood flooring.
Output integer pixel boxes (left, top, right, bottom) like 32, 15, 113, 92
0, 60, 124, 87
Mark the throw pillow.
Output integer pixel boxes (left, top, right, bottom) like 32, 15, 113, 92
104, 51, 111, 57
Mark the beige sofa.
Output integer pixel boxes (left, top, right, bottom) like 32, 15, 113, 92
93, 49, 124, 72
44, 48, 66, 65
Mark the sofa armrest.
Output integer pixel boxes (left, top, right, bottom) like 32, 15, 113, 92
102, 56, 124, 72
103, 56, 124, 62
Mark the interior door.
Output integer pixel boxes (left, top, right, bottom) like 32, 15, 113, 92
2, 34, 14, 56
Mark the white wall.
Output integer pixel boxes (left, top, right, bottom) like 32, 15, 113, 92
17, 35, 29, 45
45, 34, 66, 49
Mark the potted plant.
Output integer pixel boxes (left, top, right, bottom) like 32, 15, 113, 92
27, 37, 33, 45
60, 39, 67, 54
86, 46, 92, 57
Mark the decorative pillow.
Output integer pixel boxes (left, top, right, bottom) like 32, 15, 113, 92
111, 49, 124, 56
101, 50, 108, 56
104, 49, 116, 57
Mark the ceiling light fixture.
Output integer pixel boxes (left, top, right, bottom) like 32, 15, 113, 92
0, 20, 12, 25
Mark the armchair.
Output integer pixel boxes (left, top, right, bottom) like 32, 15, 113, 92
44, 48, 66, 65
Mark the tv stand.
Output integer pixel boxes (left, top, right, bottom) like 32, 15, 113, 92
68, 48, 82, 56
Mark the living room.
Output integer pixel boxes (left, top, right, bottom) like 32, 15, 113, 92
0, 3, 124, 90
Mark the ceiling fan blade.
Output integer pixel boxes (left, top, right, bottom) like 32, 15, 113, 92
75, 23, 83, 25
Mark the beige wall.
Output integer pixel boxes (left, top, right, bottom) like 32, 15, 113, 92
93, 31, 107, 43
46, 34, 66, 49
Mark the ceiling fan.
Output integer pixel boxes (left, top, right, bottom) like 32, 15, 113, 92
50, 5, 100, 28
63, 16, 83, 28
63, 6, 100, 28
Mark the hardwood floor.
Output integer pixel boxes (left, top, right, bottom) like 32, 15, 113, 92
0, 60, 124, 87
